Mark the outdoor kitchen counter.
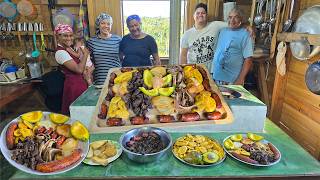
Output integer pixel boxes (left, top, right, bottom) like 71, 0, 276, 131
9, 119, 320, 179
69, 85, 267, 133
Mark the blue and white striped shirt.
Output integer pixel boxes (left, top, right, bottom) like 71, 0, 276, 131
87, 35, 122, 85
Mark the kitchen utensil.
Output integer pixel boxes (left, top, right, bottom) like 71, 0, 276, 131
22, 22, 27, 31
39, 23, 44, 31
31, 32, 40, 58
28, 22, 33, 31
17, 0, 33, 16
53, 8, 74, 28
254, 0, 265, 26
305, 61, 320, 95
27, 62, 41, 78
33, 22, 39, 31
290, 38, 311, 61
24, 33, 33, 60
291, 5, 320, 60
283, 0, 295, 32
40, 32, 46, 51
0, 0, 18, 21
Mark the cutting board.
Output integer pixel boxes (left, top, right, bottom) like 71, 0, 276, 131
89, 65, 233, 133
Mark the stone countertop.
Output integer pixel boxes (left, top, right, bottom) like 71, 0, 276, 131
69, 85, 266, 133
9, 120, 320, 179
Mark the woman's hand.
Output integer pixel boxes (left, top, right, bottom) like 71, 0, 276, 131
79, 47, 90, 58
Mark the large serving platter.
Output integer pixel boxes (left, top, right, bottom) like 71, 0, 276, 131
89, 64, 233, 133
223, 134, 281, 167
0, 111, 89, 175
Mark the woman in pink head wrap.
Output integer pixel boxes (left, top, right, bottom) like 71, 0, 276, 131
54, 24, 89, 115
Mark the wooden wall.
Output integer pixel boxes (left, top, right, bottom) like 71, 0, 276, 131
271, 0, 320, 160
0, 0, 89, 70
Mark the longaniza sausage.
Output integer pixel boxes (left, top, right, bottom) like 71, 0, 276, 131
36, 149, 82, 173
268, 143, 280, 160
157, 115, 174, 123
231, 152, 258, 164
179, 113, 200, 122
6, 122, 18, 150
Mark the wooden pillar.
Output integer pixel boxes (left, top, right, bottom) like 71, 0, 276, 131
185, 0, 221, 30
87, 0, 123, 37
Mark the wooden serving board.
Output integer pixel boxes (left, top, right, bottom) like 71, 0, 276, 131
89, 65, 233, 133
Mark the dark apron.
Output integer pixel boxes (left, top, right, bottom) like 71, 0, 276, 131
56, 46, 87, 115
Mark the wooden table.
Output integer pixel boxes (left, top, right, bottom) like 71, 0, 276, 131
0, 83, 34, 109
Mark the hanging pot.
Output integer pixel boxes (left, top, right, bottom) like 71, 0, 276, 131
305, 61, 320, 95
0, 0, 18, 22
290, 5, 320, 60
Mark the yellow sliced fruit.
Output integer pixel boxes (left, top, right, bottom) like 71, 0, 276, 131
162, 74, 172, 86
22, 119, 34, 129
159, 86, 175, 96
18, 122, 28, 129
49, 113, 69, 124
143, 69, 153, 88
247, 133, 264, 141
193, 69, 203, 84
240, 150, 250, 156
114, 71, 133, 84
139, 87, 159, 97
14, 129, 21, 137
230, 134, 243, 142
224, 139, 235, 150
150, 66, 166, 77
20, 128, 33, 138
152, 76, 164, 89
21, 111, 43, 123
71, 120, 90, 141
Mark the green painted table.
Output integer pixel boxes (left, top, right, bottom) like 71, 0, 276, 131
8, 120, 320, 179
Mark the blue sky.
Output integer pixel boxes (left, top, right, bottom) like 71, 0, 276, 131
123, 1, 170, 17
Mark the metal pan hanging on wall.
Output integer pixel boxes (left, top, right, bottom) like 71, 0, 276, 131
290, 5, 320, 61
53, 8, 74, 28
305, 61, 320, 95
0, 0, 18, 22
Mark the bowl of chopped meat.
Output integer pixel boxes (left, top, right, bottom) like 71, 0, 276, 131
119, 127, 172, 163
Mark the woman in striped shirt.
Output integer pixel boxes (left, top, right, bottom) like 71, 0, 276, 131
87, 13, 122, 85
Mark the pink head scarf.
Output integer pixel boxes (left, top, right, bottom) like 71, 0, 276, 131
54, 24, 73, 34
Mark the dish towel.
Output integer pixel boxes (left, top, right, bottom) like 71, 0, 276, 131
276, 41, 287, 76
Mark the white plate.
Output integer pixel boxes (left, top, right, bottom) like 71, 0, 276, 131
223, 134, 281, 167
82, 140, 122, 166
0, 111, 89, 175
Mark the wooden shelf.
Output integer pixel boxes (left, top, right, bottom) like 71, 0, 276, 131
277, 32, 320, 46
6, 31, 54, 36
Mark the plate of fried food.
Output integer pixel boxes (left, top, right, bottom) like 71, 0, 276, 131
172, 134, 226, 167
83, 140, 122, 166
223, 133, 281, 166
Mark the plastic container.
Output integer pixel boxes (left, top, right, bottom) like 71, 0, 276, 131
27, 62, 41, 78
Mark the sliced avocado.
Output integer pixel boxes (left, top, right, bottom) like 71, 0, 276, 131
143, 69, 153, 88
224, 139, 235, 150
139, 87, 159, 97
247, 133, 264, 141
183, 151, 203, 165
230, 134, 243, 142
162, 74, 172, 86
202, 152, 219, 164
159, 86, 175, 96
